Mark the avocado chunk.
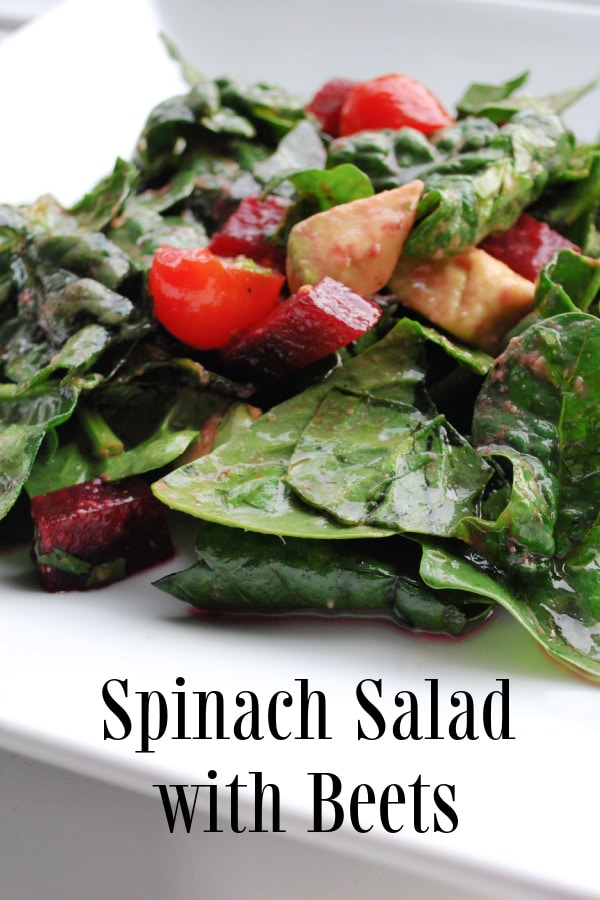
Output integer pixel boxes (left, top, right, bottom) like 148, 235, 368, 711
389, 248, 535, 354
286, 180, 423, 296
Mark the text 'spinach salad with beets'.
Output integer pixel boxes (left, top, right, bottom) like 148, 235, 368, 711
1, 41, 599, 681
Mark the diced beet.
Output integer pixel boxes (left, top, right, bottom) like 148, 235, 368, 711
221, 276, 381, 380
208, 195, 292, 270
480, 212, 580, 281
30, 476, 174, 592
305, 77, 359, 136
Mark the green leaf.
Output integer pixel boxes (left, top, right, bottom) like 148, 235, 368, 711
288, 164, 374, 211
69, 157, 139, 232
26, 423, 199, 496
535, 250, 600, 316
456, 71, 598, 122
288, 398, 490, 536
154, 521, 492, 637
216, 76, 307, 139
30, 231, 133, 291
406, 111, 574, 257
153, 318, 493, 539
326, 127, 440, 193
254, 119, 327, 186
451, 312, 600, 680
0, 383, 79, 517
417, 538, 600, 682
455, 71, 530, 119
530, 145, 600, 257
153, 375, 378, 538
26, 371, 227, 495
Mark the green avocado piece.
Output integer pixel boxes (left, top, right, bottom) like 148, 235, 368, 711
286, 180, 423, 296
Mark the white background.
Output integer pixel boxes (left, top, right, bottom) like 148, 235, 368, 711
0, 0, 59, 40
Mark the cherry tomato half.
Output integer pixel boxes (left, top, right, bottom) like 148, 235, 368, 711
149, 245, 285, 350
305, 77, 358, 136
338, 72, 454, 137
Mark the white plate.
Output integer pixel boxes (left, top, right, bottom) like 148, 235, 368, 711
0, 1, 599, 898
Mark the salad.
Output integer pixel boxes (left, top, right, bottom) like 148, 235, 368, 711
1, 44, 599, 682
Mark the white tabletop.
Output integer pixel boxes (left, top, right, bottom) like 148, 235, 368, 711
0, 2, 599, 899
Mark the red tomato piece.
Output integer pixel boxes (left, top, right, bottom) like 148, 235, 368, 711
208, 195, 291, 270
305, 77, 358, 136
149, 245, 285, 350
338, 72, 454, 137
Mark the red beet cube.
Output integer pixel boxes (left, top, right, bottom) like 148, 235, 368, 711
31, 476, 174, 592
208, 195, 292, 270
222, 275, 381, 380
305, 77, 358, 136
481, 212, 580, 281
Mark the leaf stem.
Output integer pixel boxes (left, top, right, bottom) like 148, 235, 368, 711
78, 407, 124, 458
0, 383, 18, 399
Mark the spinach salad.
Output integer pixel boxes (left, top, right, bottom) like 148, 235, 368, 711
1, 48, 599, 682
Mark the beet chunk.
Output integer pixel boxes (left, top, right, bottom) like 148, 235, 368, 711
221, 275, 381, 380
31, 476, 174, 592
208, 195, 291, 270
480, 212, 580, 281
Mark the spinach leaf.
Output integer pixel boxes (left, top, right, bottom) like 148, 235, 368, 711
216, 77, 306, 140
69, 158, 139, 232
534, 249, 600, 317
455, 71, 598, 122
287, 398, 490, 536
152, 374, 370, 539
462, 313, 600, 567
455, 71, 530, 120
253, 119, 327, 187
134, 73, 306, 185
417, 538, 600, 682
153, 318, 493, 538
326, 127, 441, 192
529, 143, 600, 257
287, 164, 374, 211
405, 111, 574, 257
0, 381, 80, 517
154, 521, 492, 637
448, 313, 600, 679
25, 358, 238, 495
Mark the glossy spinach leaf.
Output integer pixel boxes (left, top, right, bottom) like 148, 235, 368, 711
134, 71, 306, 185
154, 521, 493, 637
153, 374, 370, 538
0, 381, 80, 517
449, 313, 600, 679
455, 71, 530, 119
25, 359, 235, 495
287, 164, 374, 211
288, 398, 491, 536
535, 249, 600, 317
529, 143, 600, 258
405, 111, 574, 257
253, 119, 327, 187
216, 76, 306, 140
153, 318, 493, 538
462, 313, 600, 566
417, 537, 600, 682
326, 127, 441, 192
